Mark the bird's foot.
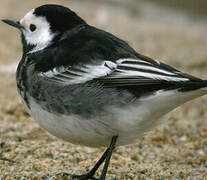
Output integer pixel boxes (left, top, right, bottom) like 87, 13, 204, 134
58, 172, 99, 180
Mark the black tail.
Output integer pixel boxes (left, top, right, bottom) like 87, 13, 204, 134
178, 80, 207, 92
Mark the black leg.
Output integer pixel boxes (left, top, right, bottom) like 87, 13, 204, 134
63, 148, 109, 179
85, 148, 109, 177
99, 136, 118, 180
60, 136, 118, 180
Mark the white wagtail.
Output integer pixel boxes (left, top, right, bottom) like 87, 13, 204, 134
2, 4, 207, 180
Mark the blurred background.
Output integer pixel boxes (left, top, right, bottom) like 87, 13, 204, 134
1, 0, 207, 179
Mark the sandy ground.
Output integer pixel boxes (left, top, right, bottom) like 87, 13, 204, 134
1, 0, 207, 179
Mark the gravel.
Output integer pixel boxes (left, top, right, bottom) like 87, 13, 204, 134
1, 1, 207, 179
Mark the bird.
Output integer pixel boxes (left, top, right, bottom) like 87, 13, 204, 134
2, 4, 207, 180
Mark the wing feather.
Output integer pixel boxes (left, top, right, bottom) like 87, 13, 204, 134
39, 58, 201, 87
98, 58, 201, 86
40, 61, 117, 84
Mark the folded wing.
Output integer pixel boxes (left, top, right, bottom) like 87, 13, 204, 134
39, 57, 203, 91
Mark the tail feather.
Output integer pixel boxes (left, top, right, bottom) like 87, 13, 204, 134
178, 80, 207, 92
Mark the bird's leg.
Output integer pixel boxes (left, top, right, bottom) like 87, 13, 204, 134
64, 148, 109, 179
99, 136, 118, 180
60, 136, 118, 180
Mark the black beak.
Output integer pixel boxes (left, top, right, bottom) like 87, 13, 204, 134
2, 19, 23, 29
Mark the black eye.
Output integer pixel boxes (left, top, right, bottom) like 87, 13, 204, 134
29, 24, 36, 32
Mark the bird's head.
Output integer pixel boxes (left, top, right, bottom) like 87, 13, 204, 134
2, 4, 86, 53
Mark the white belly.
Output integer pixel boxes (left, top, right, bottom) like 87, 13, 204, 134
28, 88, 207, 147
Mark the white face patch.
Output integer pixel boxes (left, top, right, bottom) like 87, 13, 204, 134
20, 9, 55, 53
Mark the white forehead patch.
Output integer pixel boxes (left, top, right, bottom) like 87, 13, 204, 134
20, 9, 55, 53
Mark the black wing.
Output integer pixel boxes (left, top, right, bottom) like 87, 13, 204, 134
39, 56, 205, 93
